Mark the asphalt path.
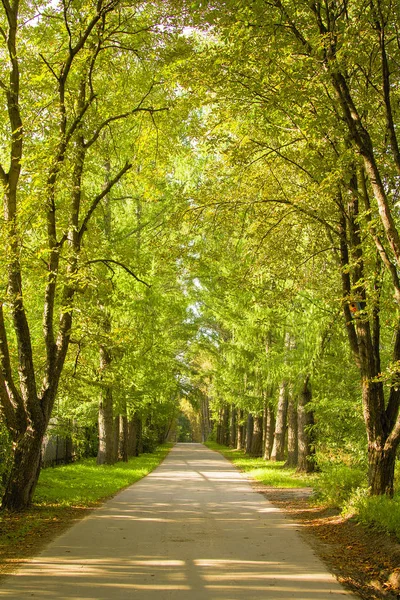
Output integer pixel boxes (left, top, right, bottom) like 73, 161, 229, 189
0, 443, 356, 599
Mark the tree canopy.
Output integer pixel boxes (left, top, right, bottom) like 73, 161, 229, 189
1, 0, 400, 509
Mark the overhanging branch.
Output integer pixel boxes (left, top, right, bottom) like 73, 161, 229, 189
87, 259, 151, 287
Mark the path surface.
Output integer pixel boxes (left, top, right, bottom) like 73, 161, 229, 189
0, 444, 356, 599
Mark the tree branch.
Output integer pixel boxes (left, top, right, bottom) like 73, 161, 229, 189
87, 259, 151, 287
78, 160, 132, 241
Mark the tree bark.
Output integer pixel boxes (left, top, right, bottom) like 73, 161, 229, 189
118, 414, 128, 462
229, 406, 237, 447
271, 381, 288, 461
222, 404, 230, 446
297, 375, 315, 473
236, 409, 245, 450
1, 425, 45, 510
285, 395, 298, 467
263, 402, 275, 461
245, 413, 254, 454
368, 443, 397, 496
250, 415, 263, 457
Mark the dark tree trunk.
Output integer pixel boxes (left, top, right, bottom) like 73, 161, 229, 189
245, 413, 254, 454
368, 443, 397, 496
127, 414, 140, 457
237, 409, 245, 450
263, 403, 275, 460
200, 395, 211, 442
271, 381, 288, 461
297, 375, 315, 473
136, 417, 143, 455
113, 415, 120, 462
216, 408, 223, 445
222, 404, 230, 446
229, 407, 237, 447
96, 311, 115, 465
250, 415, 263, 457
1, 425, 45, 510
118, 414, 128, 462
285, 395, 298, 467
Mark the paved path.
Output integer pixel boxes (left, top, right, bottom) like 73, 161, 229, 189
0, 444, 356, 599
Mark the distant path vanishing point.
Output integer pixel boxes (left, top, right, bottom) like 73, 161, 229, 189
0, 443, 357, 599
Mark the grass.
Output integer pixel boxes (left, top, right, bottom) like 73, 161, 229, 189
205, 442, 316, 489
0, 444, 172, 576
34, 447, 172, 507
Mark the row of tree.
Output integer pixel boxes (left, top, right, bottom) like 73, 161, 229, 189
1, 0, 400, 510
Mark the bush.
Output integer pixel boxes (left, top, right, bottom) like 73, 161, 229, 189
314, 462, 367, 508
349, 493, 400, 540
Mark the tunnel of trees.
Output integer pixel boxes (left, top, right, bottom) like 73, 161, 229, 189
1, 0, 400, 510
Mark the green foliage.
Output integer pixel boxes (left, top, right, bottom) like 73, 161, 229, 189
314, 463, 367, 508
348, 493, 400, 541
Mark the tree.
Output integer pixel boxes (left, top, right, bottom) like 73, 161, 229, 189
0, 0, 174, 509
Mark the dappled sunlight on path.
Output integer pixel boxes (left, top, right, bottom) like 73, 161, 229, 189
0, 444, 355, 599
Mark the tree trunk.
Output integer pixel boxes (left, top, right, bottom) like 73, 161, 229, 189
229, 407, 237, 447
271, 381, 288, 461
237, 409, 245, 450
200, 395, 211, 442
136, 416, 143, 455
285, 395, 298, 467
118, 414, 128, 462
245, 413, 254, 454
368, 444, 397, 496
1, 425, 45, 510
250, 415, 263, 457
127, 413, 140, 457
222, 404, 230, 446
216, 408, 223, 445
96, 308, 115, 465
263, 403, 275, 460
297, 375, 315, 473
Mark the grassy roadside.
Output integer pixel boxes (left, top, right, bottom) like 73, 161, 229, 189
205, 441, 316, 489
0, 444, 172, 578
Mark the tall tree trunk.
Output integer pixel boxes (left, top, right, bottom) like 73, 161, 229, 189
127, 413, 140, 457
250, 415, 263, 457
229, 407, 237, 447
237, 409, 245, 450
263, 402, 275, 461
216, 408, 223, 445
297, 375, 315, 473
113, 416, 120, 462
200, 395, 211, 442
245, 413, 254, 454
118, 414, 128, 462
368, 444, 397, 496
97, 323, 115, 465
1, 424, 45, 510
285, 394, 298, 467
271, 381, 288, 461
222, 404, 230, 446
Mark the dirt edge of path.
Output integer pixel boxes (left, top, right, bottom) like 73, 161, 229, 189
249, 481, 400, 600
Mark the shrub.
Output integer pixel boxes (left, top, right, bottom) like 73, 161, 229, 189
314, 462, 367, 508
350, 493, 400, 540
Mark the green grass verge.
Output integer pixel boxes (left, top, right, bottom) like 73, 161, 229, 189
0, 444, 172, 572
205, 442, 316, 488
34, 444, 172, 507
